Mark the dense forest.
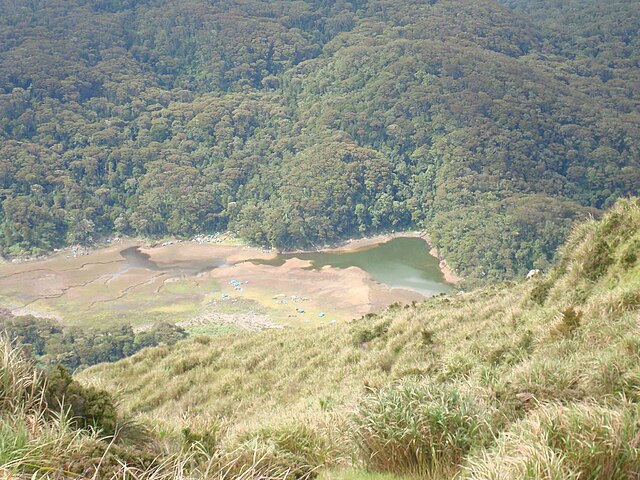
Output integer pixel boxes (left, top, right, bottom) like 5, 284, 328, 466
0, 0, 638, 280
0, 309, 187, 369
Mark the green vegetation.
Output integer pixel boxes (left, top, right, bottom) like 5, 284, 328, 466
0, 336, 161, 479
1, 198, 639, 477
10, 196, 622, 478
354, 383, 491, 477
1, 0, 639, 280
0, 310, 187, 369
1, 1, 639, 475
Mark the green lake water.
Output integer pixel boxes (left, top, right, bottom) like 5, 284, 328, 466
249, 237, 452, 297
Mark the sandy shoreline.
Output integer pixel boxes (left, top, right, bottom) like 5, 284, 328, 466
0, 236, 425, 329
429, 248, 462, 285
145, 229, 462, 286
1, 230, 463, 287
321, 231, 425, 253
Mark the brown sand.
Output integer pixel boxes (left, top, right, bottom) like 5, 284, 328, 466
285, 231, 425, 254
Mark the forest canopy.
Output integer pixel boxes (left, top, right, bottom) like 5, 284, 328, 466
0, 0, 638, 280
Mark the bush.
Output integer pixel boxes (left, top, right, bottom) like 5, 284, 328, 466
182, 423, 220, 456
56, 437, 158, 479
421, 328, 435, 345
45, 365, 118, 435
620, 240, 639, 269
353, 320, 391, 347
552, 307, 582, 338
582, 240, 613, 281
353, 382, 490, 477
0, 312, 188, 370
529, 279, 552, 305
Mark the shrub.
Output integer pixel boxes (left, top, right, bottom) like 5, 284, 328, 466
376, 351, 396, 374
529, 279, 552, 305
420, 329, 435, 345
45, 365, 119, 435
620, 241, 639, 269
353, 320, 391, 347
582, 239, 613, 281
552, 307, 582, 338
182, 421, 221, 457
172, 355, 202, 375
353, 382, 490, 477
55, 437, 159, 479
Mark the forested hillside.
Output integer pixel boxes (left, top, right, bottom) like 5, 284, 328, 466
1, 0, 638, 280
0, 309, 187, 369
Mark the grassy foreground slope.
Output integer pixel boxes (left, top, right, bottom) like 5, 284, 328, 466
80, 198, 640, 478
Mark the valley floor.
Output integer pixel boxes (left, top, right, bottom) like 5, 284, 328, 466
0, 233, 435, 331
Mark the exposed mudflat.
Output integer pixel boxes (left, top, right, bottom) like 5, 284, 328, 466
0, 236, 437, 330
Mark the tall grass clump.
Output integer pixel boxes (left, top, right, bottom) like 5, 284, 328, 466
464, 402, 640, 479
0, 335, 41, 414
0, 336, 162, 479
0, 336, 76, 477
218, 422, 331, 479
353, 382, 491, 478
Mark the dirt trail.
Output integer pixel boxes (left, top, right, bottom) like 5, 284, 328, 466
19, 272, 119, 308
87, 273, 168, 309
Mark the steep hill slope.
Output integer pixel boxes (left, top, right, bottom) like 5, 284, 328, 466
1, 0, 639, 280
80, 198, 640, 478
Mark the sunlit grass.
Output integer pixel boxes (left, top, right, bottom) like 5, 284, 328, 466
79, 199, 640, 478
318, 469, 410, 480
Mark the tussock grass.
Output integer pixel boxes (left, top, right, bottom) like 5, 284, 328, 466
217, 423, 328, 479
0, 337, 81, 478
0, 336, 41, 415
0, 336, 307, 480
353, 382, 492, 477
463, 402, 640, 479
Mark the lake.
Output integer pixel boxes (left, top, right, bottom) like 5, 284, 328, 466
248, 237, 452, 296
